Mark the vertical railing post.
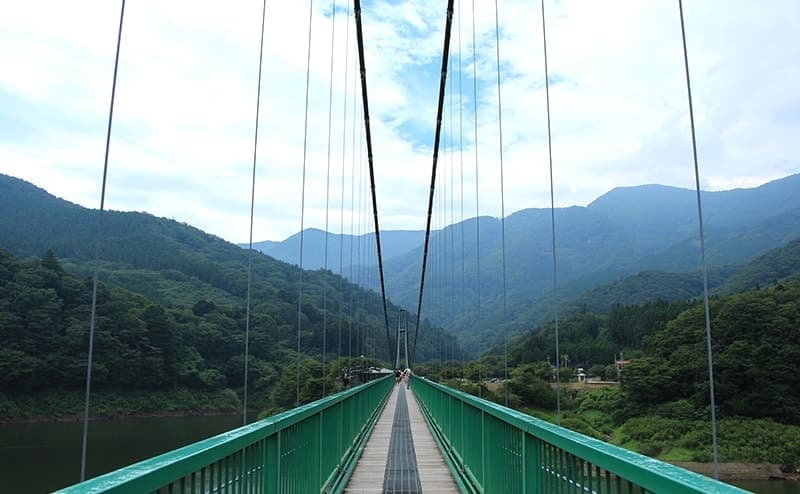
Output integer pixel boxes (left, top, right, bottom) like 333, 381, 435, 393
481, 409, 486, 488
460, 399, 464, 461
521, 429, 527, 494
276, 430, 282, 493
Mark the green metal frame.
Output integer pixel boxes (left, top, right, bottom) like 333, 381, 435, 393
56, 376, 394, 494
412, 376, 751, 494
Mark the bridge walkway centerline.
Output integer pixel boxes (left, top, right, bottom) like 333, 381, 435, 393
345, 382, 459, 493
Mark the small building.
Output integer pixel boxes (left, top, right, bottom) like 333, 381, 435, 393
615, 359, 631, 372
576, 367, 586, 383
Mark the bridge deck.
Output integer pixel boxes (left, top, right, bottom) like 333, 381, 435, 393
345, 383, 458, 493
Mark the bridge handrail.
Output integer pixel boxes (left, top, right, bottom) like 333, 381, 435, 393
56, 376, 394, 494
412, 376, 749, 494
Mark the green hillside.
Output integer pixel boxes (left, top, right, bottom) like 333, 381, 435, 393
288, 174, 800, 353
431, 276, 800, 466
0, 174, 460, 417
503, 278, 800, 425
717, 236, 800, 294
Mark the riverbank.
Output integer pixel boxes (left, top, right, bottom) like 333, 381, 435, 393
0, 388, 241, 424
674, 462, 800, 482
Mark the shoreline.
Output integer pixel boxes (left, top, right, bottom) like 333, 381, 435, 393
0, 387, 244, 425
0, 408, 257, 425
672, 462, 800, 482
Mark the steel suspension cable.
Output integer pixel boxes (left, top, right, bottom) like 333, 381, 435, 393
411, 0, 455, 368
678, 0, 719, 479
540, 0, 561, 424
80, 0, 125, 481
450, 56, 455, 289
457, 0, 466, 378
353, 0, 393, 359
296, 0, 315, 407
243, 0, 268, 425
357, 107, 365, 359
356, 131, 364, 358
321, 0, 338, 397
470, 0, 483, 395
338, 0, 352, 372
493, 0, 509, 407
348, 69, 358, 366
438, 150, 444, 371
359, 103, 366, 358
449, 54, 456, 379
440, 108, 446, 337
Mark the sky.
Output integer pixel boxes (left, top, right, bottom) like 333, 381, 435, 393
1, 0, 798, 244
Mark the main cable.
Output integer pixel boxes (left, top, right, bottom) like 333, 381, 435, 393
411, 0, 455, 368
353, 0, 393, 359
243, 0, 268, 425
678, 0, 719, 479
81, 0, 126, 482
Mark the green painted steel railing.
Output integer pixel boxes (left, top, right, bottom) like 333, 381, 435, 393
56, 376, 394, 494
412, 377, 751, 494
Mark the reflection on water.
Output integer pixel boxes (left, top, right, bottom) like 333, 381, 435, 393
0, 414, 246, 493
729, 479, 799, 494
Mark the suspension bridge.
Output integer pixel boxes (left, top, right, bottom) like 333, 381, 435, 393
49, 0, 752, 492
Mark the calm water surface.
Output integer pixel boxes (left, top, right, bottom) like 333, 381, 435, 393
0, 414, 246, 493
731, 480, 800, 494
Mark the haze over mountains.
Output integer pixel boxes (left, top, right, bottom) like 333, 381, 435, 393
247, 229, 424, 273
253, 174, 800, 349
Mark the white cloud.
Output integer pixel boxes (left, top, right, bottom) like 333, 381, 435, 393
0, 0, 798, 245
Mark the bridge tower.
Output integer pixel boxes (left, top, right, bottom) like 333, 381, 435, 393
394, 309, 409, 370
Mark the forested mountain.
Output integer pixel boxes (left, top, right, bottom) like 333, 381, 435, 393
364, 174, 800, 350
0, 174, 459, 414
255, 175, 800, 351
493, 233, 800, 350
716, 236, 800, 294
504, 278, 800, 426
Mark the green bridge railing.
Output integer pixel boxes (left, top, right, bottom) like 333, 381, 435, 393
57, 376, 393, 494
412, 376, 750, 494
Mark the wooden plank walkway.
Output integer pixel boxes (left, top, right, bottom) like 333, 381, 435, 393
344, 383, 459, 493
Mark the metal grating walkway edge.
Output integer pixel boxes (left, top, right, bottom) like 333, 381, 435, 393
344, 383, 459, 493
383, 386, 422, 493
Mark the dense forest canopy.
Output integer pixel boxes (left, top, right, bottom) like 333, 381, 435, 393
0, 247, 457, 417
0, 175, 463, 403
496, 279, 800, 426
3, 172, 800, 438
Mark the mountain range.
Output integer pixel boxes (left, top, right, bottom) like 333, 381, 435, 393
4, 171, 800, 355
253, 174, 800, 350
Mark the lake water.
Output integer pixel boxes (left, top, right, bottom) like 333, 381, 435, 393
1, 415, 797, 493
0, 414, 245, 493
731, 480, 800, 494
